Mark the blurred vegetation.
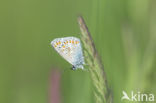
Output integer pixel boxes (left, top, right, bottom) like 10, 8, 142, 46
0, 0, 155, 103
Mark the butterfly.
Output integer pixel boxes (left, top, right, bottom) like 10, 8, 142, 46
51, 37, 85, 70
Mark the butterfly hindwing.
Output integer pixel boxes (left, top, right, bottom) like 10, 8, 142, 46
51, 37, 84, 69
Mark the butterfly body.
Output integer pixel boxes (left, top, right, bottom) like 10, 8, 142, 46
51, 37, 85, 70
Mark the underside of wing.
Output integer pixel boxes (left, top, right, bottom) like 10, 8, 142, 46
51, 37, 83, 65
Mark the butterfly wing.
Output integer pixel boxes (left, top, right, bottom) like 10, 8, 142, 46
51, 37, 84, 67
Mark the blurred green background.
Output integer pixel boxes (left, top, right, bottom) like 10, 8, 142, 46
0, 0, 156, 103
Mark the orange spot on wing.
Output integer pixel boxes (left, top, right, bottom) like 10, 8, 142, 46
59, 41, 61, 44
75, 41, 78, 44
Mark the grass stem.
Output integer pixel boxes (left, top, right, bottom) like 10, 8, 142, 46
77, 16, 113, 103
